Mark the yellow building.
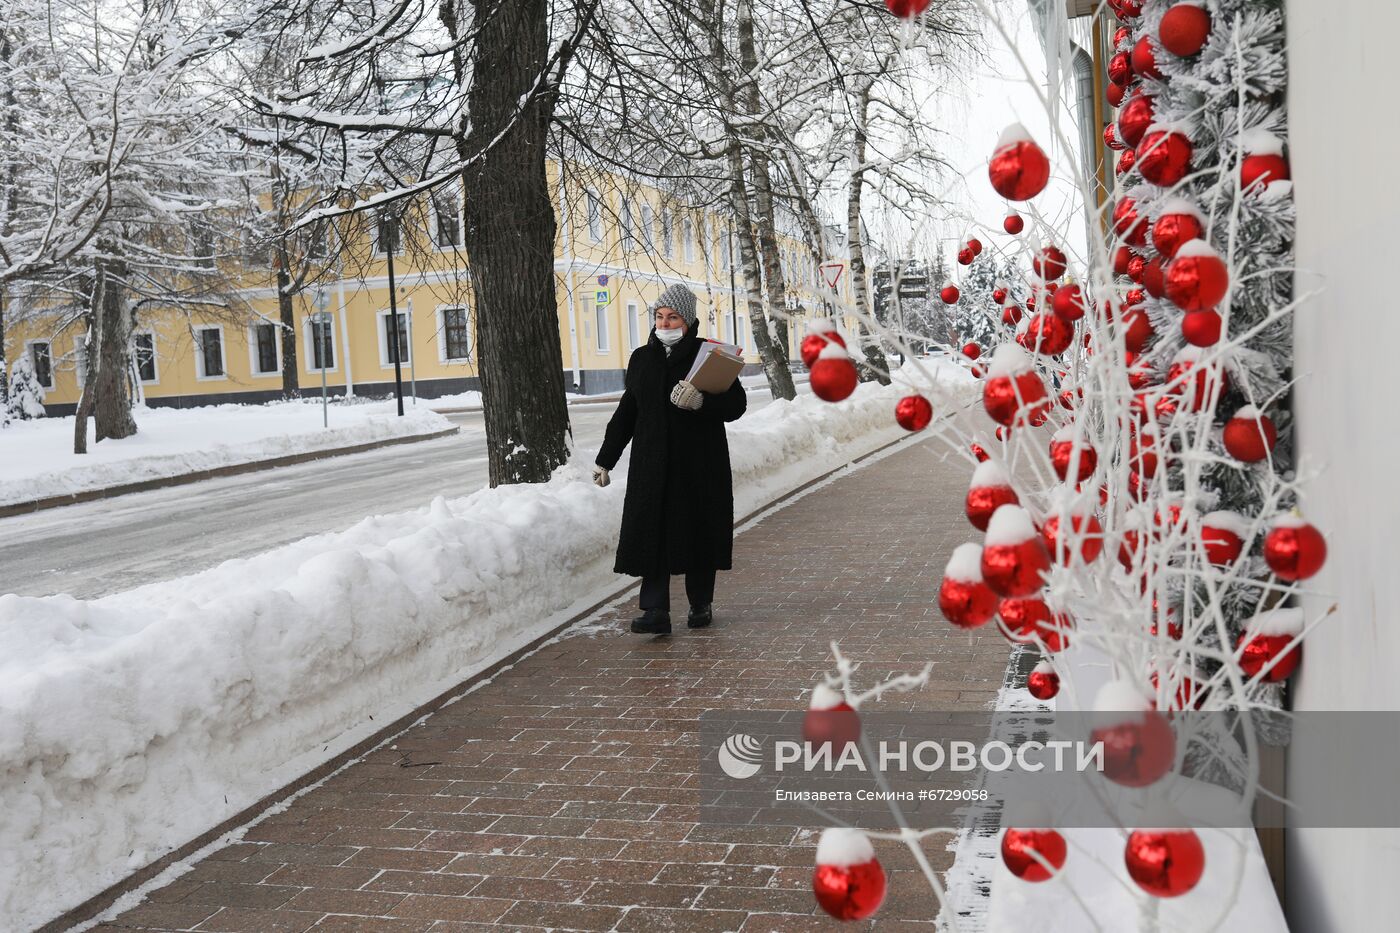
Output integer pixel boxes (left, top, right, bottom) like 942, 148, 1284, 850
5, 162, 857, 413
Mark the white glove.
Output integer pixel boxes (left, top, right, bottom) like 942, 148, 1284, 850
670, 380, 704, 410
592, 465, 610, 487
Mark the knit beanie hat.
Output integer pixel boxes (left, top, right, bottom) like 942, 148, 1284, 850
651, 283, 698, 330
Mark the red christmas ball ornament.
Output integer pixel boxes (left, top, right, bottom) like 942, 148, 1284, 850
1143, 256, 1166, 298
1238, 607, 1304, 681
1125, 286, 1146, 306
989, 125, 1051, 201
1112, 198, 1149, 246
968, 237, 984, 256
981, 506, 1052, 597
1049, 433, 1098, 482
1127, 254, 1147, 283
1002, 304, 1024, 327
1152, 204, 1205, 258
803, 684, 860, 753
895, 395, 933, 432
1125, 830, 1206, 898
1117, 92, 1156, 148
1033, 245, 1068, 281
1019, 313, 1074, 357
958, 246, 975, 266
940, 283, 961, 304
1165, 240, 1229, 310
1240, 131, 1290, 191
1052, 283, 1086, 322
801, 324, 846, 368
1104, 122, 1125, 151
1222, 406, 1278, 462
883, 0, 932, 19
813, 828, 886, 921
1167, 348, 1227, 412
1181, 309, 1222, 347
1107, 80, 1127, 108
1131, 35, 1163, 80
1003, 212, 1025, 235
1025, 295, 1037, 311
1002, 825, 1067, 881
1108, 50, 1134, 87
970, 442, 990, 462
1201, 510, 1247, 566
1113, 246, 1133, 276
939, 542, 1000, 629
1125, 351, 1155, 390
1263, 516, 1328, 581
1113, 25, 1131, 46
809, 344, 859, 402
1136, 130, 1193, 187
1026, 660, 1061, 702
962, 341, 982, 360
1091, 682, 1177, 788
1116, 148, 1137, 177
992, 286, 1009, 303
1042, 510, 1104, 565
1159, 2, 1212, 57
982, 352, 1049, 427
1110, 0, 1144, 18
965, 461, 1020, 531
1120, 306, 1155, 353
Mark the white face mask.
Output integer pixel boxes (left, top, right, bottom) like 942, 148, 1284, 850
655, 326, 685, 346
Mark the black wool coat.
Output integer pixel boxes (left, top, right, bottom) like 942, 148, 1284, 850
595, 328, 748, 577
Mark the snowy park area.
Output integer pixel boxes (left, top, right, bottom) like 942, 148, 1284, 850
0, 366, 977, 930
0, 399, 454, 508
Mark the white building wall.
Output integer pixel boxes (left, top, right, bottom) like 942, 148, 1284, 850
1285, 2, 1400, 929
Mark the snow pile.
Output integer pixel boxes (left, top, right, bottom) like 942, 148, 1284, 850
0, 399, 453, 507
0, 365, 975, 931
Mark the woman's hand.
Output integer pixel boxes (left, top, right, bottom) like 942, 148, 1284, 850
592, 466, 610, 487
670, 380, 703, 411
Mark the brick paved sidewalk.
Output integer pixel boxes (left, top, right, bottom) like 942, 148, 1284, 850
96, 436, 1012, 933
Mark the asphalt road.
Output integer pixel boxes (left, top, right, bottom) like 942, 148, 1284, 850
0, 392, 778, 600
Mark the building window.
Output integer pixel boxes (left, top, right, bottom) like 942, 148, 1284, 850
133, 332, 158, 383
722, 231, 732, 272
191, 224, 216, 270
586, 189, 604, 243
309, 319, 335, 371
737, 315, 748, 354
619, 197, 635, 253
441, 306, 470, 361
381, 311, 410, 365
252, 323, 279, 375
660, 210, 674, 258
641, 203, 655, 252
626, 300, 640, 350
682, 217, 695, 263
195, 327, 225, 378
374, 211, 401, 255
432, 193, 462, 248
28, 341, 53, 389
595, 298, 609, 352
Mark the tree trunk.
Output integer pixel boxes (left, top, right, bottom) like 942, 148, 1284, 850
459, 0, 569, 486
91, 254, 137, 441
275, 238, 300, 398
724, 143, 794, 400
846, 81, 890, 385
735, 0, 795, 400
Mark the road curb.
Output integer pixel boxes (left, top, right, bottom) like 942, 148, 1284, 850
0, 427, 461, 520
43, 427, 918, 933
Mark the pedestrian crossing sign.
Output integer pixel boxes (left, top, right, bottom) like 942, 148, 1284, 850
595, 288, 610, 306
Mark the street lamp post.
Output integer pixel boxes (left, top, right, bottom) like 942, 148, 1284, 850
727, 224, 739, 350
312, 289, 332, 428
385, 211, 406, 417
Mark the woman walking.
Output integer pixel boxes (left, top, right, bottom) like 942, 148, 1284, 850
592, 284, 748, 634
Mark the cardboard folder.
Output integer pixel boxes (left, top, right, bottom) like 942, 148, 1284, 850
686, 341, 745, 393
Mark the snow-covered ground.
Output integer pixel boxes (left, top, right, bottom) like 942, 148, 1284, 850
0, 399, 454, 508
0, 362, 977, 931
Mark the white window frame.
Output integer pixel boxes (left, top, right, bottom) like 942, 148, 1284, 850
626, 300, 641, 350
375, 309, 412, 368
194, 325, 228, 381
23, 339, 53, 389
132, 330, 160, 385
247, 322, 282, 377
580, 294, 594, 344
586, 188, 604, 243
429, 191, 464, 251
594, 296, 610, 353
660, 210, 674, 258
682, 217, 696, 264
303, 317, 338, 374
436, 305, 472, 363
619, 197, 635, 253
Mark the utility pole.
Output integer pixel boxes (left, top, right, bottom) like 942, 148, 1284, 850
312, 289, 331, 427
384, 208, 405, 416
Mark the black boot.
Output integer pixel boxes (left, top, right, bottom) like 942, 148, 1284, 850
630, 609, 672, 635
687, 604, 714, 628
